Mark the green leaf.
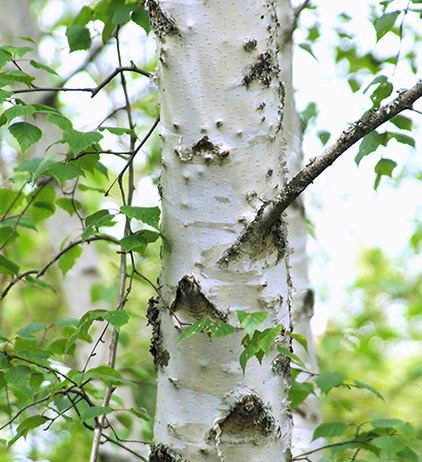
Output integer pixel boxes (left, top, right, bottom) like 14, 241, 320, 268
258, 325, 282, 354
371, 418, 405, 429
80, 406, 112, 422
17, 322, 46, 337
176, 319, 207, 344
99, 126, 137, 136
363, 75, 388, 94
315, 370, 347, 394
24, 276, 56, 293
0, 254, 20, 275
288, 379, 314, 409
311, 421, 348, 441
9, 122, 42, 153
44, 162, 85, 186
65, 25, 92, 52
355, 131, 381, 165
130, 407, 151, 421
99, 309, 129, 331
0, 89, 12, 103
73, 5, 94, 26
131, 8, 151, 33
204, 320, 235, 338
0, 48, 12, 68
390, 114, 412, 131
1, 216, 38, 231
119, 231, 160, 256
8, 415, 48, 446
236, 310, 268, 338
375, 11, 401, 41
62, 129, 102, 155
286, 332, 309, 354
47, 112, 73, 131
55, 198, 82, 216
388, 132, 415, 147
85, 209, 111, 227
317, 130, 331, 146
120, 205, 161, 230
113, 3, 134, 25
374, 158, 397, 190
298, 43, 318, 61
29, 60, 59, 76
2, 45, 34, 58
0, 70, 35, 86
58, 245, 83, 277
370, 81, 393, 108
72, 153, 100, 173
1, 104, 36, 124
277, 346, 307, 369
239, 340, 261, 375
371, 435, 405, 455
78, 184, 106, 193
30, 185, 56, 222
4, 365, 32, 396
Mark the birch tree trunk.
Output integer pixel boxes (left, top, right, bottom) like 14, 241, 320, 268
147, 1, 304, 460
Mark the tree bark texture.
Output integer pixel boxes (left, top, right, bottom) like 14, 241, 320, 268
149, 1, 299, 460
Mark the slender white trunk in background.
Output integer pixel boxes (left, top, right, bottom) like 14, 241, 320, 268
148, 1, 303, 460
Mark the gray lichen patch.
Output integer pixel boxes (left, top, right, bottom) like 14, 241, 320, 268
171, 275, 227, 322
147, 297, 170, 370
213, 394, 275, 443
147, 0, 179, 40
271, 353, 291, 378
149, 443, 188, 462
242, 51, 277, 88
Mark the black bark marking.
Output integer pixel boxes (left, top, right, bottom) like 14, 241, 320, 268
242, 51, 276, 88
147, 0, 179, 40
213, 394, 275, 442
171, 275, 227, 322
271, 353, 291, 378
149, 443, 188, 462
243, 38, 258, 52
147, 297, 170, 370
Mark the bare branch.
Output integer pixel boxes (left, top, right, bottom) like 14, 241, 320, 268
219, 79, 422, 265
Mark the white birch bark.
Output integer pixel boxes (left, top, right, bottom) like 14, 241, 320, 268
148, 1, 296, 460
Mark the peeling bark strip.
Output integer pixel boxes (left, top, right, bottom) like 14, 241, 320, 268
220, 79, 422, 265
171, 275, 227, 322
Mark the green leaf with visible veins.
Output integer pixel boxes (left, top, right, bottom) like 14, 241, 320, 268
311, 421, 348, 441
315, 370, 347, 394
44, 162, 85, 186
120, 205, 161, 230
62, 129, 102, 155
58, 245, 83, 277
236, 310, 268, 338
9, 122, 42, 153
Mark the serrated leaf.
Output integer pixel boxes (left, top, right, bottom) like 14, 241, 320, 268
62, 129, 102, 155
258, 325, 282, 354
4, 365, 32, 396
131, 8, 151, 33
30, 185, 56, 222
9, 122, 42, 153
205, 320, 235, 338
315, 370, 347, 394
24, 276, 56, 293
312, 421, 348, 441
85, 209, 110, 227
2, 104, 36, 124
66, 25, 92, 52
371, 435, 405, 454
47, 112, 73, 131
374, 158, 397, 190
0, 254, 20, 275
80, 406, 112, 422
120, 205, 161, 230
177, 319, 208, 344
277, 346, 307, 369
8, 415, 48, 446
239, 340, 261, 375
0, 48, 12, 68
236, 310, 268, 338
388, 132, 415, 147
58, 245, 83, 277
375, 11, 401, 41
2, 45, 34, 58
0, 70, 35, 86
286, 332, 309, 354
371, 418, 404, 429
99, 309, 129, 331
55, 198, 82, 216
17, 322, 46, 337
44, 162, 85, 186
0, 89, 12, 103
73, 5, 94, 26
113, 3, 133, 25
14, 155, 56, 180
29, 60, 59, 76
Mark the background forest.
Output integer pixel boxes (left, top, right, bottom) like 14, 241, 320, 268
0, 0, 422, 461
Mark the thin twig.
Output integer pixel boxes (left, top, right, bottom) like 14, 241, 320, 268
12, 65, 151, 98
293, 438, 372, 459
